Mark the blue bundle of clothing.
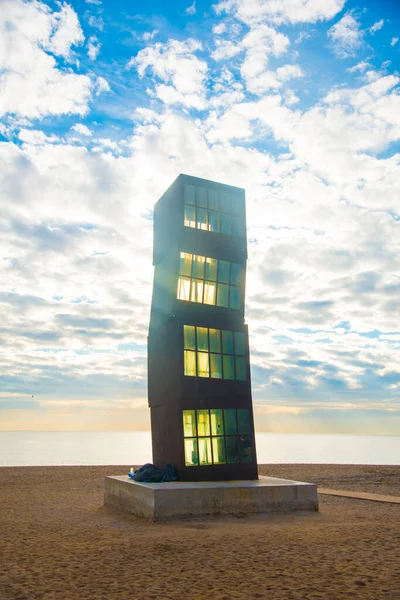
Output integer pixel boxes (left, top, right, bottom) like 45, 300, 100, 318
128, 463, 178, 483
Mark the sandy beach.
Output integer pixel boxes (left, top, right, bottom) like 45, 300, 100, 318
0, 464, 399, 600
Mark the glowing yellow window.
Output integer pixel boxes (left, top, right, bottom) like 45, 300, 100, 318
197, 352, 209, 377
190, 280, 203, 303
184, 350, 196, 376
177, 277, 190, 301
203, 281, 216, 305
198, 438, 212, 465
184, 439, 198, 466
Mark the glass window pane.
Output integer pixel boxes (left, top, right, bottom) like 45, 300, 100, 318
212, 437, 226, 464
224, 410, 237, 434
230, 263, 243, 286
231, 195, 243, 216
220, 191, 231, 213
196, 186, 207, 208
192, 254, 205, 279
184, 205, 196, 228
229, 286, 241, 309
235, 356, 246, 381
197, 352, 209, 377
190, 279, 203, 303
198, 438, 212, 465
218, 260, 230, 283
184, 438, 198, 466
197, 410, 210, 436
210, 409, 224, 436
208, 188, 219, 210
205, 258, 217, 281
208, 210, 219, 232
204, 281, 216, 305
209, 328, 221, 353
184, 350, 196, 376
222, 330, 233, 354
177, 277, 190, 301
223, 354, 234, 379
220, 213, 232, 235
226, 436, 239, 463
183, 410, 196, 437
184, 325, 195, 350
196, 327, 208, 351
217, 283, 229, 307
197, 208, 208, 230
241, 435, 253, 463
237, 409, 250, 434
210, 354, 222, 379
234, 332, 246, 356
184, 184, 195, 205
180, 252, 192, 277
232, 215, 244, 237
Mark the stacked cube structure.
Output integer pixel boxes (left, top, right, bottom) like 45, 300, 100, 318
148, 174, 258, 481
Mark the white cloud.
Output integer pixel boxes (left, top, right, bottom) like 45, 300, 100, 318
129, 39, 208, 109
18, 129, 59, 145
213, 23, 226, 34
185, 1, 196, 15
142, 30, 159, 41
87, 35, 101, 60
391, 37, 399, 47
276, 64, 303, 81
71, 124, 93, 136
214, 0, 346, 25
369, 19, 384, 35
328, 13, 363, 58
95, 76, 111, 95
347, 61, 370, 74
0, 0, 93, 119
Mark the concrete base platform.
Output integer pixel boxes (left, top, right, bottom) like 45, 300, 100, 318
104, 476, 318, 520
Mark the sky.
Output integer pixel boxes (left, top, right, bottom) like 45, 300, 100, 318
0, 0, 399, 434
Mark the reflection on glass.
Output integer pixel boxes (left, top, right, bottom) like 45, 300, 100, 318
229, 286, 240, 309
237, 409, 250, 434
184, 206, 196, 228
192, 255, 205, 279
190, 280, 203, 303
197, 352, 209, 377
180, 252, 192, 277
210, 409, 224, 436
177, 278, 190, 301
203, 282, 216, 305
184, 184, 195, 205
234, 332, 245, 356
223, 355, 234, 379
212, 437, 226, 464
184, 350, 196, 376
220, 212, 231, 235
184, 325, 195, 350
184, 438, 198, 466
183, 410, 196, 437
224, 409, 237, 435
197, 410, 210, 436
217, 283, 229, 307
235, 356, 246, 381
220, 192, 231, 212
241, 436, 252, 462
197, 208, 208, 230
208, 210, 219, 232
196, 186, 207, 207
198, 438, 212, 465
226, 436, 239, 463
196, 327, 208, 351
230, 263, 243, 286
222, 330, 233, 354
210, 354, 222, 378
218, 261, 230, 283
205, 258, 217, 281
208, 189, 219, 210
209, 328, 221, 353
232, 215, 244, 237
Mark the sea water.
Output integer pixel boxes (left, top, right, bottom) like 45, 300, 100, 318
0, 431, 398, 467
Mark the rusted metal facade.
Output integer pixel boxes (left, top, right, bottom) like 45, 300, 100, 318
148, 174, 258, 481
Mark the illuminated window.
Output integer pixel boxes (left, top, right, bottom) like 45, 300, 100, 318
182, 409, 253, 466
177, 252, 243, 309
183, 325, 247, 381
183, 184, 245, 237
